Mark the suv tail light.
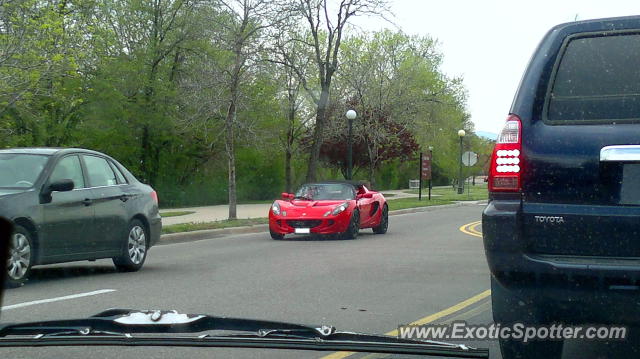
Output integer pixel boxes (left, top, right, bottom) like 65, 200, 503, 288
150, 190, 159, 205
488, 115, 522, 192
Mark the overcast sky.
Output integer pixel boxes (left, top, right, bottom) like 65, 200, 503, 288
354, 0, 640, 133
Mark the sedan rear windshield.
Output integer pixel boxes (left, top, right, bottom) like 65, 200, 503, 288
295, 184, 356, 200
548, 33, 640, 124
0, 154, 49, 188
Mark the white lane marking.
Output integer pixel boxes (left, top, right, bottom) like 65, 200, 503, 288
2, 289, 116, 311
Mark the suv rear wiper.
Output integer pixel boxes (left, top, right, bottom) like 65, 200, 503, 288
0, 309, 488, 358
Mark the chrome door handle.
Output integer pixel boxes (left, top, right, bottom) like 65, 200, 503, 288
600, 145, 640, 162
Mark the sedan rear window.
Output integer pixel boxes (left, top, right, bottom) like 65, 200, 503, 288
548, 33, 640, 124
109, 161, 127, 184
83, 155, 118, 187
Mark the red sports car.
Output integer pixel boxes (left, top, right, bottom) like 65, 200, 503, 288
268, 181, 388, 240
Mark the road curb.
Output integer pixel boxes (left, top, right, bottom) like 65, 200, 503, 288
159, 224, 269, 245
158, 201, 487, 244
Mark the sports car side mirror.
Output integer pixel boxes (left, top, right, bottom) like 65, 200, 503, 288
357, 193, 373, 200
281, 192, 294, 200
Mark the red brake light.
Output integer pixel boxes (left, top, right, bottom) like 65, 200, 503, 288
488, 115, 522, 192
150, 190, 159, 205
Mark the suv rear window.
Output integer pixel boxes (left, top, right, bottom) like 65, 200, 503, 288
547, 33, 640, 124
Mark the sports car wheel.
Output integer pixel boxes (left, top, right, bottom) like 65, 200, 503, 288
343, 210, 360, 240
270, 229, 284, 240
372, 204, 389, 234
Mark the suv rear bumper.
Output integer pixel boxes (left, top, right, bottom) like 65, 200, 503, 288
484, 199, 640, 324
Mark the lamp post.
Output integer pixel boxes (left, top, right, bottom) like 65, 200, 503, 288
428, 145, 434, 200
346, 109, 357, 180
457, 129, 466, 194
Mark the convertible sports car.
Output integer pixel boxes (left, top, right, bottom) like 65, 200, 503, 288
268, 181, 388, 240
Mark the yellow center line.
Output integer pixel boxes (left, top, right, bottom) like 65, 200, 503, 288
459, 220, 482, 238
322, 222, 488, 359
442, 300, 492, 324
469, 222, 482, 235
319, 289, 492, 359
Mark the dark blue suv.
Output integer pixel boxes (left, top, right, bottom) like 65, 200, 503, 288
483, 16, 640, 358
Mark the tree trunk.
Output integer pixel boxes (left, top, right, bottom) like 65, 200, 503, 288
285, 97, 296, 193
285, 148, 292, 193
306, 85, 330, 182
140, 125, 151, 184
225, 98, 237, 220
368, 160, 375, 188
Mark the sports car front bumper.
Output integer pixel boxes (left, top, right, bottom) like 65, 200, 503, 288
269, 211, 351, 235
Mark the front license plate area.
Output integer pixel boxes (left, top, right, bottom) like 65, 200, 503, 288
294, 228, 310, 234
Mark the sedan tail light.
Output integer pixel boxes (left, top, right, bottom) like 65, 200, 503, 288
150, 190, 159, 205
488, 115, 522, 192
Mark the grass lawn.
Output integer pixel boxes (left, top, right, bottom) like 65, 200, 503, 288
238, 199, 275, 204
160, 211, 196, 218
404, 184, 487, 199
389, 185, 487, 211
162, 218, 268, 234
387, 197, 456, 211
160, 186, 487, 234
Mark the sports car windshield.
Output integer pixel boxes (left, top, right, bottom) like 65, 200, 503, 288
295, 183, 356, 200
0, 154, 48, 188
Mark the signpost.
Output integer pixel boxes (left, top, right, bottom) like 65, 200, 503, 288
419, 152, 432, 200
462, 151, 478, 167
462, 151, 478, 197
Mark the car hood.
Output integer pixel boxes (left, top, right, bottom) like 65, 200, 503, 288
279, 199, 350, 217
0, 189, 32, 217
285, 199, 348, 208
0, 188, 29, 198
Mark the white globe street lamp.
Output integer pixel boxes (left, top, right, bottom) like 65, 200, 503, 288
346, 110, 357, 180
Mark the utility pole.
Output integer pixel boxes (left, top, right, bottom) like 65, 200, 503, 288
418, 152, 423, 201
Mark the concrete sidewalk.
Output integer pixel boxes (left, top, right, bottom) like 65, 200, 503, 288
160, 188, 425, 226
160, 186, 447, 226
160, 203, 269, 226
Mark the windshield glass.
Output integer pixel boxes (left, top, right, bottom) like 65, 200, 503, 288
5, 2, 640, 358
0, 154, 48, 188
295, 183, 356, 200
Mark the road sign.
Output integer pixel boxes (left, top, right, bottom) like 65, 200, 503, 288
462, 151, 478, 166
421, 154, 432, 180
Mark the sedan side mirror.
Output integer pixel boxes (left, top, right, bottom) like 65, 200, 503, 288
40, 179, 74, 204
50, 179, 75, 192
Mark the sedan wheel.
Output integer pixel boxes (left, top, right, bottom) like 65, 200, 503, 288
6, 226, 33, 287
113, 220, 148, 272
128, 226, 147, 265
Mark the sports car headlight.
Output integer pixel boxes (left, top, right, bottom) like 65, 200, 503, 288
330, 202, 349, 216
271, 202, 281, 215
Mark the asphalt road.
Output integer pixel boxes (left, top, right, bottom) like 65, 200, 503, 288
0, 203, 638, 358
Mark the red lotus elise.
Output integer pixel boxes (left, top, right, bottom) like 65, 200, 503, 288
268, 181, 389, 240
